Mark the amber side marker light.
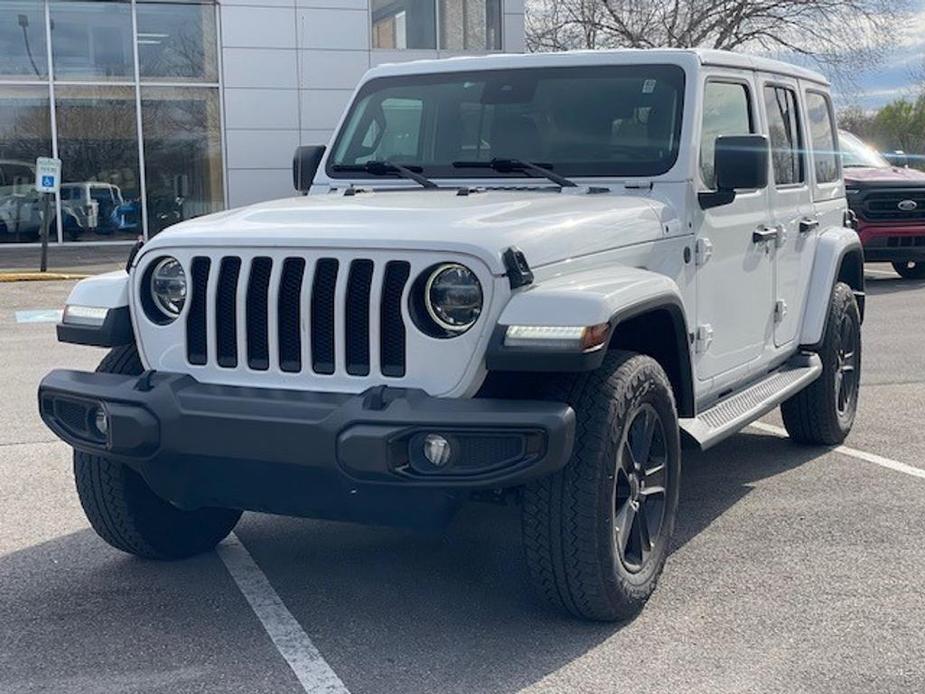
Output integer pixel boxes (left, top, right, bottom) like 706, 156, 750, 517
503, 323, 611, 352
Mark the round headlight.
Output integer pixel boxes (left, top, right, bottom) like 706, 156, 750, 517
150, 257, 187, 318
424, 263, 483, 333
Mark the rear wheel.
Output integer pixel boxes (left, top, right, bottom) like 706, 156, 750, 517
74, 344, 241, 559
522, 351, 681, 622
781, 282, 861, 445
891, 261, 925, 280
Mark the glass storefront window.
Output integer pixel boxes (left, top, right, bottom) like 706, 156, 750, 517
0, 0, 48, 79
55, 85, 142, 242
141, 86, 223, 236
371, 0, 436, 49
0, 85, 52, 243
440, 0, 501, 51
50, 1, 134, 81
137, 3, 218, 82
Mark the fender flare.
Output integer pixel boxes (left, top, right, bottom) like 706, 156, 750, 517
799, 227, 865, 350
485, 267, 695, 416
57, 270, 134, 347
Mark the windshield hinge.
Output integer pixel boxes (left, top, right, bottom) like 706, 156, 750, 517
503, 247, 534, 289
624, 181, 654, 191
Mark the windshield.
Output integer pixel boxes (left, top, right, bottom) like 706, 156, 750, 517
839, 130, 890, 169
329, 65, 686, 179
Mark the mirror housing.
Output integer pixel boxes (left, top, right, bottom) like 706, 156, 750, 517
699, 135, 770, 210
293, 145, 327, 194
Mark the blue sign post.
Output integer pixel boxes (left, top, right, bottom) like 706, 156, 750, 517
34, 158, 62, 273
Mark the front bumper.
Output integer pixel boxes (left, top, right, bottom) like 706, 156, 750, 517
38, 370, 575, 527
855, 221, 925, 262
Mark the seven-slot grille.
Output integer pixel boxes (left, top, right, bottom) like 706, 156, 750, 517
185, 255, 411, 377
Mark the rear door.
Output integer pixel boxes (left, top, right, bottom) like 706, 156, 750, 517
803, 89, 846, 237
759, 76, 817, 347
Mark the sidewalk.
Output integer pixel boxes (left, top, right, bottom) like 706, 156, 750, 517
0, 244, 128, 280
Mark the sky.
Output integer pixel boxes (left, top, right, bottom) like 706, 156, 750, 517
833, 1, 925, 110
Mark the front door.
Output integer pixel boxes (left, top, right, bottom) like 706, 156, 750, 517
695, 76, 776, 383
759, 76, 817, 347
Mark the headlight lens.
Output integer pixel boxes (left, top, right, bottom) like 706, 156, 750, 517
150, 257, 186, 318
424, 263, 483, 333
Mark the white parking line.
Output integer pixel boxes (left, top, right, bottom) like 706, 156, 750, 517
217, 533, 350, 694
750, 421, 925, 480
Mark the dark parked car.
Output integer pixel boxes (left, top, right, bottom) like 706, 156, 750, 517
841, 130, 925, 279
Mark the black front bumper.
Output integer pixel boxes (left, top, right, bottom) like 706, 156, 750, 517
38, 370, 575, 527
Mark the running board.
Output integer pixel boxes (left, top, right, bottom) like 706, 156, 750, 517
680, 353, 822, 450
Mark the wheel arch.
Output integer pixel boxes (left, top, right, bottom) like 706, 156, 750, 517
485, 268, 695, 418
607, 299, 695, 418
799, 227, 865, 350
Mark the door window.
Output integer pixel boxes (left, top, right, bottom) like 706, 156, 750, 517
805, 91, 839, 184
700, 81, 753, 189
764, 86, 804, 186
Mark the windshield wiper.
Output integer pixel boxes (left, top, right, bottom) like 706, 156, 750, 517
452, 158, 578, 188
331, 160, 439, 189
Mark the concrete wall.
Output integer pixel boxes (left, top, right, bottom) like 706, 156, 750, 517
219, 0, 525, 207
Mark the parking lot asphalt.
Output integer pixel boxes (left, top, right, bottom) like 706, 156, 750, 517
2, 268, 924, 694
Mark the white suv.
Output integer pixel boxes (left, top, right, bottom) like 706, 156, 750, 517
40, 49, 863, 621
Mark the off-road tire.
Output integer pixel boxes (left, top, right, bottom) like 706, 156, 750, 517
781, 282, 861, 445
522, 351, 681, 622
74, 344, 242, 559
892, 261, 925, 280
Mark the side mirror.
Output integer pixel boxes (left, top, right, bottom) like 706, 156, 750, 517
699, 135, 770, 210
885, 150, 908, 168
293, 145, 326, 194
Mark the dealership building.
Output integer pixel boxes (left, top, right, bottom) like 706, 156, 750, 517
0, 0, 525, 247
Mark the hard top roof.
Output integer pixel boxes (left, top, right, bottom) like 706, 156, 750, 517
364, 48, 830, 87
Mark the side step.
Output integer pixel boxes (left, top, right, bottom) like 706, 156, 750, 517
680, 353, 822, 450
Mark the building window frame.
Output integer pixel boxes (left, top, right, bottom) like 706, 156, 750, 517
370, 0, 504, 53
0, 0, 224, 247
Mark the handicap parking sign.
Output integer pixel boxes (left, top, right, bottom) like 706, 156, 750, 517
35, 157, 62, 194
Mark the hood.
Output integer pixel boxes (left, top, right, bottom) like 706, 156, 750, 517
142, 189, 669, 275
844, 166, 925, 188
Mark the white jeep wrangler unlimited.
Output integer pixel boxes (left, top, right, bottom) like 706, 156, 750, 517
40, 49, 864, 621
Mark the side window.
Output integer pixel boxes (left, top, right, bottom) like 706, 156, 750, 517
805, 91, 839, 184
700, 81, 753, 189
764, 86, 804, 186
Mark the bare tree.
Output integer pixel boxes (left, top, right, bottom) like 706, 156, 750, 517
526, 0, 910, 83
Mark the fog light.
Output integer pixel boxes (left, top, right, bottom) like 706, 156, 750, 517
93, 407, 109, 437
422, 434, 452, 467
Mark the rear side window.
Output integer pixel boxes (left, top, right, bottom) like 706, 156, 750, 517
700, 81, 753, 189
764, 86, 804, 185
805, 91, 839, 184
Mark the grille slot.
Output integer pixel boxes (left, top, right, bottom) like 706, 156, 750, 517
246, 257, 273, 371
311, 258, 339, 375
182, 254, 409, 379
186, 257, 211, 365
278, 258, 306, 373
380, 261, 411, 377
345, 259, 374, 376
216, 257, 242, 368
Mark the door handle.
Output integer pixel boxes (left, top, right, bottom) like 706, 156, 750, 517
799, 217, 820, 233
752, 226, 779, 244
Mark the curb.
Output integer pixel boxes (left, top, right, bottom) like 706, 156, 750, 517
0, 272, 90, 283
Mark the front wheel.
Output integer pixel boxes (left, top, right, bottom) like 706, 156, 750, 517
522, 351, 681, 622
892, 261, 925, 280
74, 345, 241, 559
781, 282, 861, 445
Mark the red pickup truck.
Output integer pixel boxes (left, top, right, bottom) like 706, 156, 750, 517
840, 130, 925, 279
